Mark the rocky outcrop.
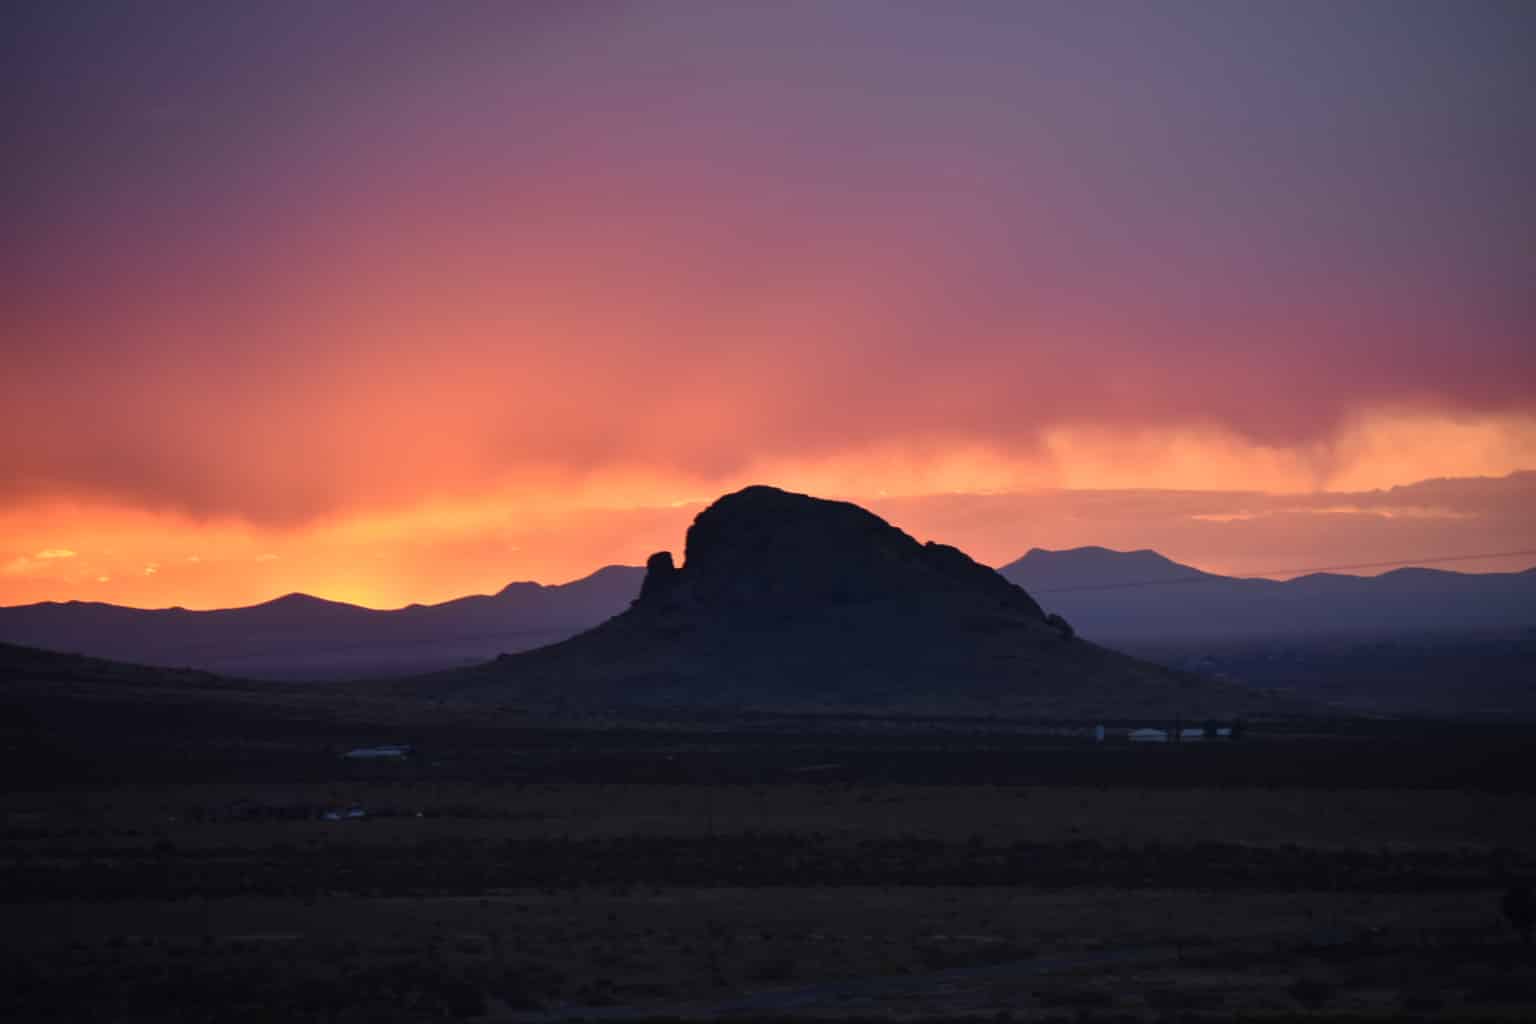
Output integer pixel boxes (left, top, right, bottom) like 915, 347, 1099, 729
429, 485, 1288, 717
634, 485, 1045, 619
635, 551, 681, 606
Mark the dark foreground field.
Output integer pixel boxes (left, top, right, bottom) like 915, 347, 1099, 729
3, 666, 1535, 1020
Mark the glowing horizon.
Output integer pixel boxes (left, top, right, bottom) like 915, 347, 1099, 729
4, 460, 1533, 611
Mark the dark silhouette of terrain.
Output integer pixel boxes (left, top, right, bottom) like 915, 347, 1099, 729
1506, 885, 1535, 945
420, 486, 1286, 717
0, 565, 642, 679
1002, 546, 1536, 641
5, 526, 1527, 714
0, 640, 230, 689
1003, 548, 1536, 715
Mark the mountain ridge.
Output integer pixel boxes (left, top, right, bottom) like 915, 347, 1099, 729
3, 537, 1530, 687
1000, 547, 1216, 591
1002, 547, 1536, 641
0, 565, 646, 679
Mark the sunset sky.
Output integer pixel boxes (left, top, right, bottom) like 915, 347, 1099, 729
5, 2, 1534, 609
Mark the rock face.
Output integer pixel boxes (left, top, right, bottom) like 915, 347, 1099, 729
635, 551, 681, 605
643, 486, 1044, 619
441, 486, 1285, 717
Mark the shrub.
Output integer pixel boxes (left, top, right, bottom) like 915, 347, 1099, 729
1045, 613, 1075, 640
1034, 986, 1112, 1008
1287, 976, 1335, 1008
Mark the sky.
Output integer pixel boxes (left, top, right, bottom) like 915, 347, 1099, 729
4, 1, 1534, 609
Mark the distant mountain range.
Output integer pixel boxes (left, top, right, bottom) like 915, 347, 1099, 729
0, 566, 643, 679
2, 532, 1531, 706
1000, 547, 1536, 642
1001, 548, 1536, 716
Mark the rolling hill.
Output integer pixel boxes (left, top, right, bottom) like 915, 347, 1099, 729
0, 565, 643, 679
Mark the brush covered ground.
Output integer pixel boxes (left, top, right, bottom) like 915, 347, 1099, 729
4, 653, 1536, 1023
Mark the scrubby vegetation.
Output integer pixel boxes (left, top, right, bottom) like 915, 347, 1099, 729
3, 674, 1534, 1020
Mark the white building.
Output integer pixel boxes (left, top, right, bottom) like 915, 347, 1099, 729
343, 744, 412, 759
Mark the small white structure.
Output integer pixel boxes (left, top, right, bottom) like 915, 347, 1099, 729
343, 744, 412, 760
1129, 728, 1169, 743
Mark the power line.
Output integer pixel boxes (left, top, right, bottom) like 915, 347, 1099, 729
1031, 548, 1536, 594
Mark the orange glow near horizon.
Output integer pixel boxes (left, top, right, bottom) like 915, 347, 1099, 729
4, 411, 1532, 610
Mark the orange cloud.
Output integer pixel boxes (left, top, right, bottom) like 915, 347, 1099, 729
0, 425, 1530, 610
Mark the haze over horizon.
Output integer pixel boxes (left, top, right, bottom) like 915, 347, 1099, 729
5, 473, 1534, 612
6, 2, 1534, 609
